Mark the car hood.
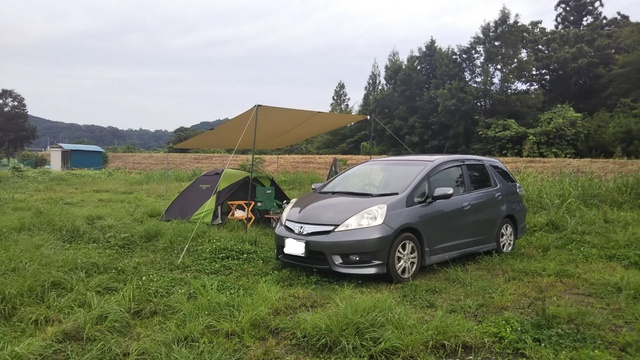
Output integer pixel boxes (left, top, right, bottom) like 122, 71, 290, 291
286, 192, 394, 225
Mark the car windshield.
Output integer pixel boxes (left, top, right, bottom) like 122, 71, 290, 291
320, 161, 425, 195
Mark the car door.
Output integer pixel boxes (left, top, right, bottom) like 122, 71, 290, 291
461, 162, 503, 247
413, 164, 475, 256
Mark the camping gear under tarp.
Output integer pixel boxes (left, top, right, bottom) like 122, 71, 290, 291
162, 168, 289, 225
173, 105, 368, 150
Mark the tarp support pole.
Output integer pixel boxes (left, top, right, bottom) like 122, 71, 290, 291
369, 115, 373, 159
164, 147, 169, 212
249, 105, 259, 182
247, 105, 259, 231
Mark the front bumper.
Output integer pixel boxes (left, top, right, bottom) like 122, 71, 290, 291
274, 221, 396, 275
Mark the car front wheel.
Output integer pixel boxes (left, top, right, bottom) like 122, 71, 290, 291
496, 219, 515, 253
387, 233, 422, 283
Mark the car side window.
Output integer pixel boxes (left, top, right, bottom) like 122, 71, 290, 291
429, 166, 465, 195
490, 164, 517, 183
413, 179, 429, 203
466, 164, 493, 191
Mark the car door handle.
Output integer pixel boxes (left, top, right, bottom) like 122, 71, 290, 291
462, 202, 470, 210
495, 192, 502, 199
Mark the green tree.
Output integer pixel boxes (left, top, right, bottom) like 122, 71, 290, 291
0, 89, 37, 156
534, 24, 615, 114
581, 110, 617, 157
106, 143, 138, 153
336, 60, 383, 155
476, 118, 529, 156
372, 49, 410, 154
386, 50, 424, 154
312, 81, 355, 154
425, 43, 476, 153
372, 42, 475, 154
404, 41, 440, 153
604, 21, 640, 108
167, 126, 203, 152
330, 80, 353, 114
554, 0, 604, 30
303, 80, 358, 154
17, 151, 47, 168
536, 4, 633, 115
359, 60, 382, 115
609, 99, 640, 158
461, 7, 543, 127
524, 104, 585, 157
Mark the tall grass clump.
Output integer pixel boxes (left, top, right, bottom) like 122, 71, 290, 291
291, 288, 482, 359
292, 289, 422, 358
517, 171, 640, 268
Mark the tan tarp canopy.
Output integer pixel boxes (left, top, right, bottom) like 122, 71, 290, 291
174, 105, 368, 150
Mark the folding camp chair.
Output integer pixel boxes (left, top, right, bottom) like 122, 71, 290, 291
255, 186, 283, 227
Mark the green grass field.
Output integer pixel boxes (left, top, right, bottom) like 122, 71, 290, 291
1, 167, 639, 359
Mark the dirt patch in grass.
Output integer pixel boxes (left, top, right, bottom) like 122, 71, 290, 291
107, 153, 640, 177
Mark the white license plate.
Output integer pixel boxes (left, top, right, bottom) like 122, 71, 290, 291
284, 238, 306, 257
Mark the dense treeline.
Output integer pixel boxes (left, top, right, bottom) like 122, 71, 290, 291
27, 115, 173, 150
27, 116, 225, 151
307, 0, 640, 158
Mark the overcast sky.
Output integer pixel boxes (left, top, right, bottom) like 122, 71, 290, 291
1, 0, 638, 131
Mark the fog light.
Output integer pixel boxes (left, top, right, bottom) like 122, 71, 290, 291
349, 254, 360, 261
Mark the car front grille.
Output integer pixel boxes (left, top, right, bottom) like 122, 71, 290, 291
284, 220, 335, 236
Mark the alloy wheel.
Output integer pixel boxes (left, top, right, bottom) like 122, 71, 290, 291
499, 222, 514, 253
394, 240, 419, 278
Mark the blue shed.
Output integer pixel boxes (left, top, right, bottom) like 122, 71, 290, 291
50, 143, 105, 171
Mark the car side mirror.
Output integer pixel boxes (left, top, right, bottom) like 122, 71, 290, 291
311, 183, 324, 192
430, 187, 454, 202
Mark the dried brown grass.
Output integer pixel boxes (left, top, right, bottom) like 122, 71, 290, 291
107, 153, 640, 177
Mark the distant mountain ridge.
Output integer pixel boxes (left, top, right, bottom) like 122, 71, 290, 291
27, 115, 226, 150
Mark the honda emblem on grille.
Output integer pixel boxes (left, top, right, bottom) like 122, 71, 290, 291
296, 226, 306, 234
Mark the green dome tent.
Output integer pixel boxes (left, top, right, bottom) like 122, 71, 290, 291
162, 168, 289, 225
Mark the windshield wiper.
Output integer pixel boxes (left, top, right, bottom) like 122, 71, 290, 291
371, 192, 399, 197
319, 191, 399, 197
318, 191, 374, 196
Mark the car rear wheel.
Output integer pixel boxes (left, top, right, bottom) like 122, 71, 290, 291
387, 233, 421, 283
496, 219, 515, 253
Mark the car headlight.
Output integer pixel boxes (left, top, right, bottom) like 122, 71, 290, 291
335, 204, 387, 232
279, 198, 297, 224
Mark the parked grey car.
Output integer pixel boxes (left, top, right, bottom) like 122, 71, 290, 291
274, 155, 526, 282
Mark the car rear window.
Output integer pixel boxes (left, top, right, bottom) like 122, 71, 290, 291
467, 164, 493, 191
490, 164, 517, 184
